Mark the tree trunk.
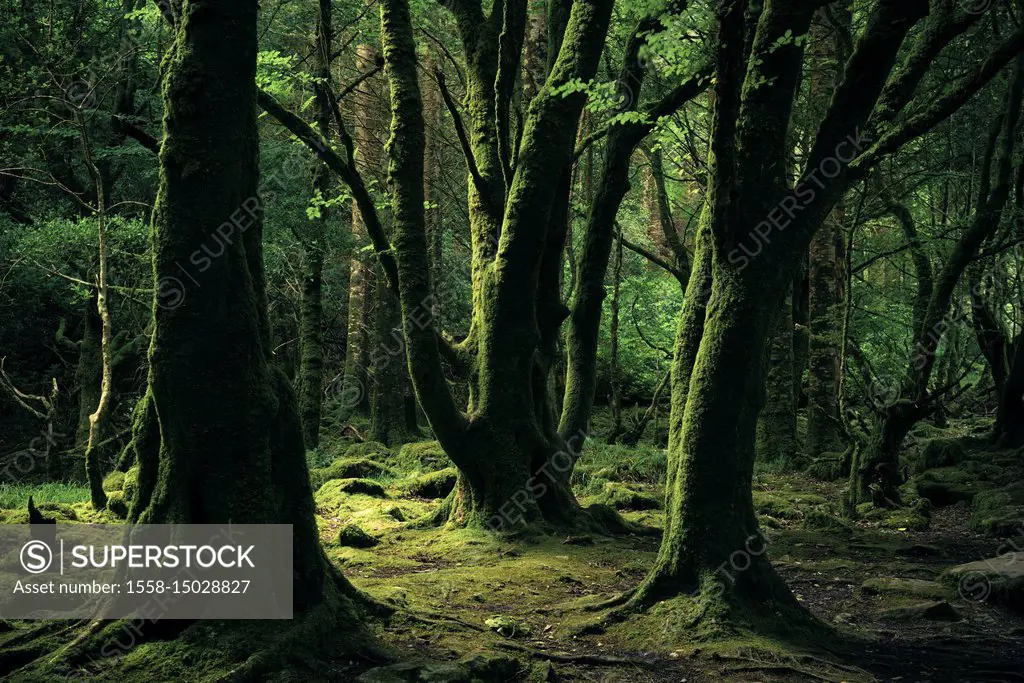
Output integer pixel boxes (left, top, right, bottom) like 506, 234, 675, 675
997, 333, 1024, 447
134, 0, 355, 618
296, 0, 333, 449
756, 281, 797, 466
606, 227, 624, 443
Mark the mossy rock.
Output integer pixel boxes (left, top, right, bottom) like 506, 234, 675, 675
399, 468, 458, 499
122, 465, 140, 504
106, 492, 129, 519
395, 441, 450, 471
911, 467, 983, 507
102, 470, 126, 492
805, 452, 846, 481
309, 457, 394, 489
855, 502, 930, 531
356, 655, 520, 683
753, 489, 826, 521
316, 478, 388, 512
343, 441, 395, 462
802, 510, 851, 533
919, 438, 966, 470
591, 481, 660, 511
337, 523, 378, 548
910, 423, 946, 440
876, 599, 961, 622
970, 483, 1024, 537
861, 577, 951, 600
941, 555, 1024, 613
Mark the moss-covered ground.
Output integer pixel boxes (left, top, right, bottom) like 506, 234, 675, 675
2, 416, 1022, 681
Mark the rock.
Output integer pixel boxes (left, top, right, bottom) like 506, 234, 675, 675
941, 554, 1024, 613
592, 481, 660, 511
309, 458, 394, 489
485, 615, 532, 637
861, 577, 951, 600
911, 467, 983, 507
919, 438, 966, 470
805, 452, 846, 481
803, 510, 852, 533
355, 655, 519, 683
385, 506, 406, 521
396, 441, 450, 470
106, 492, 129, 519
102, 470, 126, 492
970, 483, 1024, 537
400, 468, 458, 499
877, 600, 961, 622
343, 440, 395, 462
338, 523, 379, 548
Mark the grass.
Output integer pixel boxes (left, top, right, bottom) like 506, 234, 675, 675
0, 481, 91, 509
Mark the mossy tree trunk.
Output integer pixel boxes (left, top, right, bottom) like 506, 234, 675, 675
133, 0, 357, 615
756, 282, 797, 467
804, 8, 850, 460
296, 0, 333, 450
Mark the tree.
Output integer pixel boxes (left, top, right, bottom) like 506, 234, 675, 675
596, 0, 1024, 636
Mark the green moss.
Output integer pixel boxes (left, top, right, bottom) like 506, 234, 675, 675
344, 441, 396, 462
106, 492, 129, 519
399, 468, 458, 499
970, 483, 1024, 537
802, 510, 851, 533
315, 478, 388, 512
752, 489, 827, 521
587, 481, 660, 511
861, 577, 951, 600
309, 458, 394, 489
122, 465, 140, 504
805, 451, 846, 481
395, 441, 450, 471
338, 523, 379, 548
910, 467, 984, 507
102, 470, 126, 492
918, 438, 966, 470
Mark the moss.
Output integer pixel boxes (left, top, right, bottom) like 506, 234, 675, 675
861, 577, 951, 600
394, 440, 450, 471
910, 423, 946, 440
752, 489, 827, 521
588, 481, 660, 511
805, 451, 846, 481
876, 599, 961, 622
122, 465, 140, 504
918, 438, 966, 470
399, 468, 458, 499
102, 470, 126, 492
315, 478, 388, 511
970, 483, 1024, 537
344, 441, 396, 462
310, 458, 394, 489
910, 467, 984, 507
856, 501, 931, 531
106, 492, 129, 519
338, 523, 379, 548
802, 510, 851, 533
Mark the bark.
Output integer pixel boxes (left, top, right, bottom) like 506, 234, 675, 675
998, 333, 1024, 447
297, 0, 333, 449
134, 0, 355, 616
605, 227, 624, 443
756, 281, 797, 466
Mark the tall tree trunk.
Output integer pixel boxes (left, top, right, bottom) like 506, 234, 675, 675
805, 8, 849, 459
756, 281, 797, 466
606, 226, 624, 443
342, 44, 384, 417
134, 0, 356, 619
297, 0, 333, 449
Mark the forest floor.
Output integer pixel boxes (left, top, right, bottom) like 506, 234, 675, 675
1, 417, 1023, 681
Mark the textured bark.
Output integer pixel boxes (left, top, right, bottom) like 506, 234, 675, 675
805, 9, 849, 459
756, 281, 797, 466
296, 0, 333, 449
342, 44, 384, 416
606, 228, 624, 443
134, 0, 354, 615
